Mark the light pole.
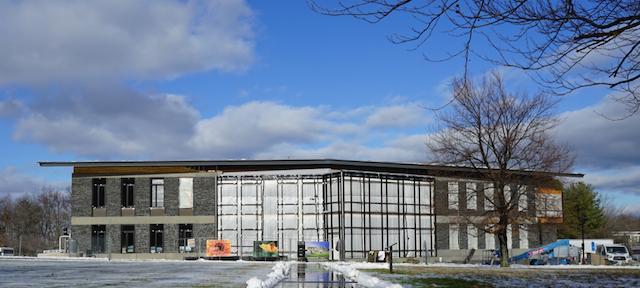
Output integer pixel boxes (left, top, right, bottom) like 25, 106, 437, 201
579, 214, 587, 264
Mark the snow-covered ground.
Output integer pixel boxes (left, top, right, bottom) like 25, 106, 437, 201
0, 257, 274, 287
354, 261, 640, 288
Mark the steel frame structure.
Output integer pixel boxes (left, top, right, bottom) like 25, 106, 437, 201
216, 170, 435, 259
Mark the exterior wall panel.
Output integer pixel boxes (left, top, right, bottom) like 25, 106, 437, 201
134, 178, 150, 216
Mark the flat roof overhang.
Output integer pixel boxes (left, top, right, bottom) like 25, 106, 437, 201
39, 159, 584, 179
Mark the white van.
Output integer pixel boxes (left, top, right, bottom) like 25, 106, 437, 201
593, 244, 632, 265
0, 247, 14, 256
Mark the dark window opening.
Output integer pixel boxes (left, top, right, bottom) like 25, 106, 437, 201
121, 178, 135, 207
151, 179, 164, 208
179, 224, 193, 253
121, 225, 135, 253
150, 224, 163, 253
92, 178, 106, 208
91, 225, 106, 253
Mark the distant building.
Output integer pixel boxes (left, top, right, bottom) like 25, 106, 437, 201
40, 159, 582, 261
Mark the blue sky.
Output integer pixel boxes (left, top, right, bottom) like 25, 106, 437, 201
0, 0, 638, 213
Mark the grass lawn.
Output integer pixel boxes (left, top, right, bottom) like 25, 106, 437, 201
362, 268, 492, 288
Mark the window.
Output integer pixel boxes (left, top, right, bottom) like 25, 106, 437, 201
91, 225, 106, 253
179, 224, 193, 253
466, 182, 477, 210
485, 225, 496, 249
150, 224, 163, 253
449, 224, 459, 249
179, 178, 193, 209
518, 186, 528, 211
468, 225, 478, 249
92, 178, 106, 208
121, 225, 135, 253
484, 183, 494, 210
448, 181, 458, 210
151, 179, 164, 208
519, 224, 528, 249
121, 178, 135, 208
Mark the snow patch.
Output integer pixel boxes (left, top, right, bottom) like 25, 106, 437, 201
321, 262, 403, 288
246, 261, 293, 288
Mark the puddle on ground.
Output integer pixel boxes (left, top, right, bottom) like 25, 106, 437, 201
277, 263, 361, 287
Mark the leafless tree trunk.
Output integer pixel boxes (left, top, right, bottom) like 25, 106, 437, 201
311, 0, 640, 117
428, 72, 574, 267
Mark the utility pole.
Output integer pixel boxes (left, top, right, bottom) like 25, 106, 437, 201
579, 214, 587, 264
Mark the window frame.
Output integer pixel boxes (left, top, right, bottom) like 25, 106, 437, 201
121, 178, 135, 208
150, 178, 164, 208
91, 225, 106, 253
92, 178, 106, 208
150, 224, 164, 253
178, 224, 193, 253
121, 225, 135, 253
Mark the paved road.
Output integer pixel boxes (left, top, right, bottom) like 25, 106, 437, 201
0, 258, 274, 287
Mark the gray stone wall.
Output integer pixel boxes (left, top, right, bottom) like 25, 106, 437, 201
194, 223, 216, 252
164, 224, 179, 253
107, 225, 120, 253
135, 224, 150, 253
71, 177, 92, 217
459, 224, 468, 250
478, 228, 486, 249
194, 177, 216, 216
433, 180, 448, 215
106, 178, 120, 216
72, 225, 91, 253
134, 178, 150, 216
164, 178, 179, 216
435, 223, 448, 251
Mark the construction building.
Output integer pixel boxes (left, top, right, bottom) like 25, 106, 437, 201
39, 159, 581, 261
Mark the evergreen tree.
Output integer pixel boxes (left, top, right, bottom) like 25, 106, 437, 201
559, 182, 606, 239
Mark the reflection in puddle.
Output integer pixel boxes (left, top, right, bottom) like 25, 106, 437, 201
278, 263, 360, 287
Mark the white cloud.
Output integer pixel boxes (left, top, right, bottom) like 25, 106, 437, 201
0, 167, 65, 197
365, 104, 427, 129
0, 99, 24, 118
14, 85, 200, 158
12, 89, 431, 162
0, 0, 254, 84
556, 97, 640, 169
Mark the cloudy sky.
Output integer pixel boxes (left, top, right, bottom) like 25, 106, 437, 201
0, 0, 638, 212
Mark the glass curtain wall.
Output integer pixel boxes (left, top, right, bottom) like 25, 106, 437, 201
216, 170, 434, 259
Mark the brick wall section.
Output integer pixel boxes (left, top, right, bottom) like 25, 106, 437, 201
478, 228, 486, 249
107, 225, 120, 253
135, 224, 150, 253
459, 224, 468, 249
433, 180, 448, 215
435, 223, 449, 250
72, 225, 91, 253
164, 178, 179, 216
194, 177, 216, 216
194, 223, 216, 252
71, 177, 92, 217
134, 178, 150, 216
164, 224, 179, 253
540, 224, 558, 245
106, 178, 120, 216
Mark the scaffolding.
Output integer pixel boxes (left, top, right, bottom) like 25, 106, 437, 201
216, 169, 435, 260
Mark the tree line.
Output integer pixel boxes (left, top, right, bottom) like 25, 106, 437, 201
0, 188, 70, 256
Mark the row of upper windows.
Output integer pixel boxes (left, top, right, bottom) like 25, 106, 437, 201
91, 178, 194, 209
446, 181, 529, 211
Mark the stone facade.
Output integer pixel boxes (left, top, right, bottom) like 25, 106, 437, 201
194, 177, 216, 215
134, 177, 150, 216
107, 224, 120, 253
71, 178, 92, 217
164, 178, 179, 216
106, 178, 120, 217
134, 224, 150, 253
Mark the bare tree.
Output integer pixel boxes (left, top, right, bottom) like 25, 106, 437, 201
310, 0, 640, 117
428, 73, 574, 266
